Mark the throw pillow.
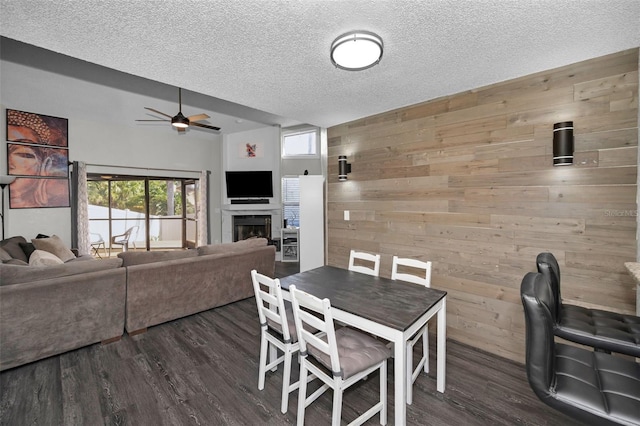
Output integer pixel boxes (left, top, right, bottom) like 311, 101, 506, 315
0, 247, 13, 262
36, 233, 50, 239
19, 242, 36, 260
29, 250, 64, 266
0, 236, 28, 262
31, 235, 76, 262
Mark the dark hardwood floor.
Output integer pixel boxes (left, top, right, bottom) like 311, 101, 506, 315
0, 262, 581, 426
275, 260, 299, 279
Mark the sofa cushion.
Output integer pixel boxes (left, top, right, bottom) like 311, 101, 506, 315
29, 250, 64, 266
31, 235, 75, 262
0, 236, 28, 262
0, 257, 123, 286
197, 238, 268, 256
117, 250, 198, 267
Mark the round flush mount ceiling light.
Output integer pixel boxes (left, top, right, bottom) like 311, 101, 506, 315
330, 31, 383, 71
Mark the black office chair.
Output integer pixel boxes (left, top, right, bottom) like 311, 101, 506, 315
536, 252, 640, 357
521, 272, 640, 425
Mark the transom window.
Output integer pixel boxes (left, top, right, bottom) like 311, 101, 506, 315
282, 128, 318, 157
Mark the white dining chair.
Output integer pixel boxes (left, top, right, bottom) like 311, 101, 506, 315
289, 284, 391, 426
391, 255, 432, 405
348, 249, 381, 276
251, 269, 301, 414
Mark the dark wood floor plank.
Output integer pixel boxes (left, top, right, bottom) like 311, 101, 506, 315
60, 349, 104, 425
0, 261, 585, 426
0, 357, 63, 426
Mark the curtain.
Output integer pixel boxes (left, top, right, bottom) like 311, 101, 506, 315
71, 161, 90, 255
198, 170, 210, 246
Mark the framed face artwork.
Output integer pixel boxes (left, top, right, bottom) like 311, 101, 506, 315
7, 143, 69, 177
8, 177, 70, 209
6, 109, 68, 147
5, 109, 70, 208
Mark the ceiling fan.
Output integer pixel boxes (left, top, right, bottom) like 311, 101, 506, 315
136, 88, 221, 132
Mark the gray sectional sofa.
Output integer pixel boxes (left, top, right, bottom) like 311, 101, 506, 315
119, 238, 276, 334
0, 236, 276, 370
0, 256, 126, 371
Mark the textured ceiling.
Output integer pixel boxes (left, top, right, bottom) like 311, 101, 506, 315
1, 0, 639, 130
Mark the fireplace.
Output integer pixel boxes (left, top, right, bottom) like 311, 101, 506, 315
221, 207, 281, 247
233, 215, 271, 242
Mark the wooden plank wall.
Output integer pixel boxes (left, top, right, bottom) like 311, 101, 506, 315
326, 48, 639, 363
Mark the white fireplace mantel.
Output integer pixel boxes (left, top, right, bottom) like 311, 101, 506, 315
221, 206, 282, 245
222, 203, 281, 211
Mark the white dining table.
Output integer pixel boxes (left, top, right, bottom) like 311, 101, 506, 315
278, 265, 447, 425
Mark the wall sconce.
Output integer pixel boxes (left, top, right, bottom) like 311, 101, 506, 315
553, 121, 574, 166
338, 155, 351, 181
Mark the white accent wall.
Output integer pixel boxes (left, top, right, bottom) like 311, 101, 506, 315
220, 126, 282, 246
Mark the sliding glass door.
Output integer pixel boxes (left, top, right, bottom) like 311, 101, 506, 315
87, 174, 199, 254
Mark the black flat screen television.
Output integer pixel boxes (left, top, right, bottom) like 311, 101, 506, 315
225, 170, 274, 198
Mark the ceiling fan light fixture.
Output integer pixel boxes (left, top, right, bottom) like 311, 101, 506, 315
330, 30, 383, 71
171, 112, 189, 128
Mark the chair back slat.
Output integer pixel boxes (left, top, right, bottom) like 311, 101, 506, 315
348, 250, 381, 276
251, 270, 290, 342
391, 256, 432, 287
290, 285, 341, 376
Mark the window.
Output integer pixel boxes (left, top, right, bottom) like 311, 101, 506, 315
282, 177, 300, 227
282, 128, 318, 157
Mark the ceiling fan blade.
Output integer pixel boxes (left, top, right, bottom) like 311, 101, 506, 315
135, 119, 169, 122
144, 107, 173, 118
187, 113, 210, 122
191, 122, 221, 131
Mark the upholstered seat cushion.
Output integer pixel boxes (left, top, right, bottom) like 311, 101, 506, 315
308, 327, 390, 379
267, 308, 299, 343
554, 343, 640, 425
267, 306, 320, 343
557, 304, 640, 357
